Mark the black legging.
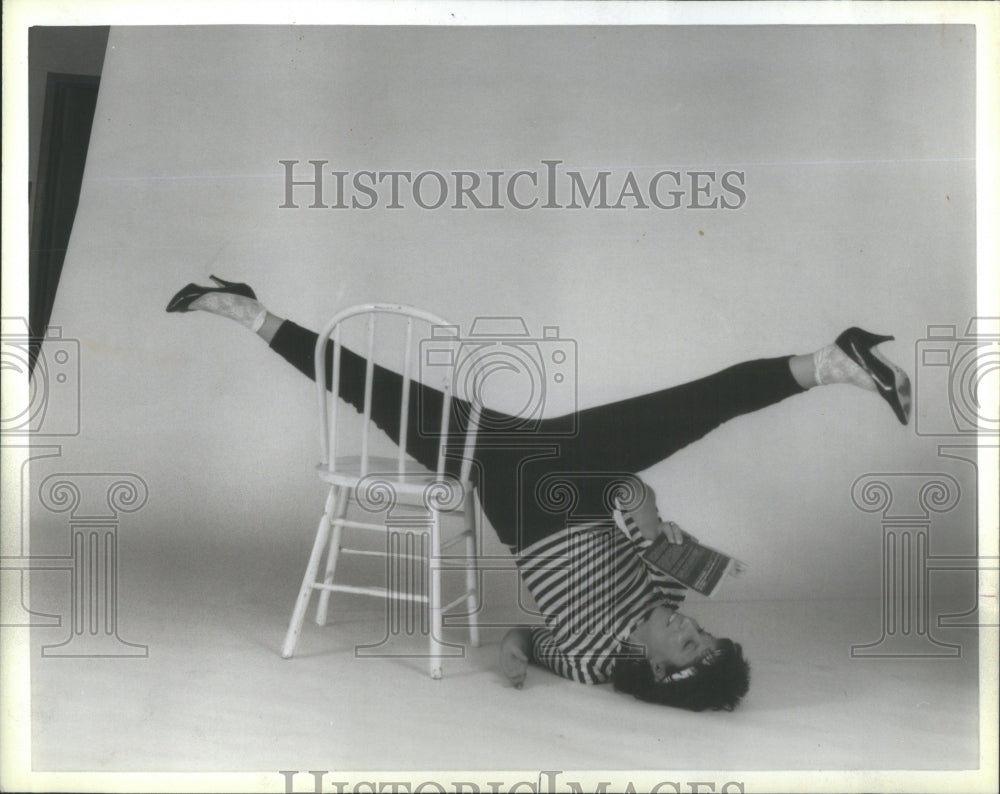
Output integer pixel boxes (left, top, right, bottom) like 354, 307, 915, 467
271, 320, 805, 551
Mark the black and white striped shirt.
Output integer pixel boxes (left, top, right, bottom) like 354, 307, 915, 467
515, 510, 687, 684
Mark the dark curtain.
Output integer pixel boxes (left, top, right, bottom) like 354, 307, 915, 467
28, 72, 101, 375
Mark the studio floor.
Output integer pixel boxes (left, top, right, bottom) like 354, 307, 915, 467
25, 538, 982, 776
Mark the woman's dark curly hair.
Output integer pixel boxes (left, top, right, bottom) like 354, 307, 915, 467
612, 638, 750, 712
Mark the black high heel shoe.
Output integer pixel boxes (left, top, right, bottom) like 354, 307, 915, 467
165, 275, 257, 313
836, 327, 912, 425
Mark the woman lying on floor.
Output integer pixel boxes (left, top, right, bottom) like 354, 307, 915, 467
167, 276, 911, 712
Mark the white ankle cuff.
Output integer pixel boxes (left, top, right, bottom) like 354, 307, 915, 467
250, 308, 267, 334
812, 348, 826, 386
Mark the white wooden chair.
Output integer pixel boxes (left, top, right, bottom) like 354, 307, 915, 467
280, 304, 482, 678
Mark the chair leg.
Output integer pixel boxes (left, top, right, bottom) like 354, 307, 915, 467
463, 491, 481, 649
281, 486, 338, 659
428, 509, 444, 680
315, 488, 349, 626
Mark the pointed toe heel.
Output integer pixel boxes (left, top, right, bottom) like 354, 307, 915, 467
165, 283, 204, 313
835, 326, 912, 425
165, 276, 258, 313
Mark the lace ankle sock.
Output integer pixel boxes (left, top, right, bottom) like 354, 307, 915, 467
189, 292, 266, 330
813, 344, 878, 392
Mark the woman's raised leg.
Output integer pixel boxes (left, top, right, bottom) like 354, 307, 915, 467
546, 331, 910, 478
166, 280, 497, 476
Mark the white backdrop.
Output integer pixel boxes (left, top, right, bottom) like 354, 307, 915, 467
41, 24, 977, 607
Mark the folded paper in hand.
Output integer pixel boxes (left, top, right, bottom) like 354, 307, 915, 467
642, 534, 747, 597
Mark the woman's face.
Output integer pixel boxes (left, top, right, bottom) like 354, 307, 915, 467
640, 606, 719, 680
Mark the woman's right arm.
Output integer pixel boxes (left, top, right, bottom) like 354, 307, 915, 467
499, 627, 534, 688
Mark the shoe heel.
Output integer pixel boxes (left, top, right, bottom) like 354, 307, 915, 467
843, 327, 894, 349
835, 326, 911, 425
167, 276, 258, 312
208, 275, 257, 300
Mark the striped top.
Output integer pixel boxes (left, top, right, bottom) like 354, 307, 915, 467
514, 509, 688, 684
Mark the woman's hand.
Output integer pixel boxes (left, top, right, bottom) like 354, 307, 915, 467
499, 628, 533, 689
627, 492, 696, 545
659, 520, 697, 545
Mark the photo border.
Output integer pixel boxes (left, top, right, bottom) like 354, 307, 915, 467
3, 2, 997, 792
